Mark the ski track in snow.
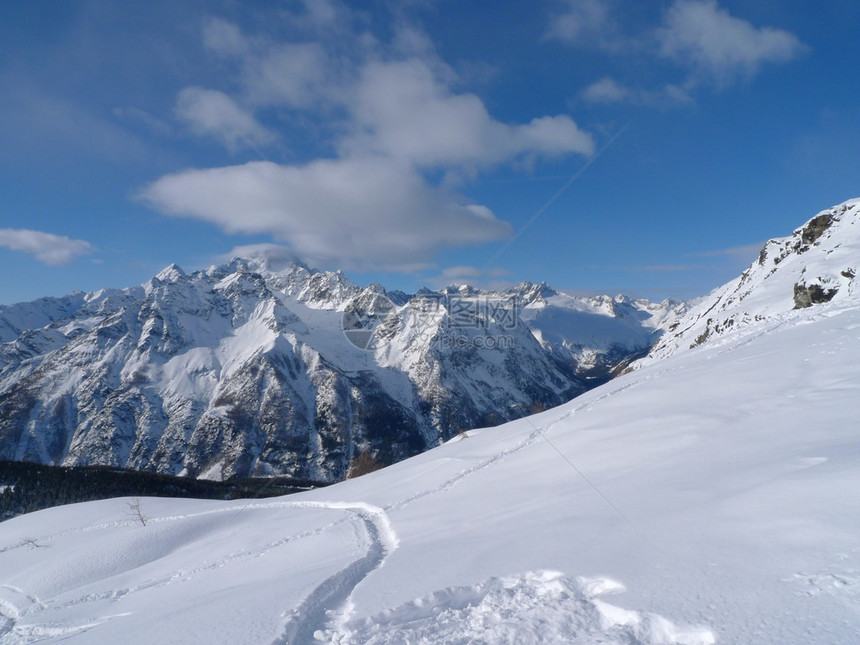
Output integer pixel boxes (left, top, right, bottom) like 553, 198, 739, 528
275, 373, 663, 642
274, 503, 397, 645
0, 501, 398, 645
0, 360, 687, 644
385, 375, 651, 515
0, 585, 101, 645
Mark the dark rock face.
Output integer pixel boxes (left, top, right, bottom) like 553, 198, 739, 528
800, 213, 834, 246
793, 282, 838, 309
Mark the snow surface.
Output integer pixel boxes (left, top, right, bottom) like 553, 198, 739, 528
1, 274, 859, 643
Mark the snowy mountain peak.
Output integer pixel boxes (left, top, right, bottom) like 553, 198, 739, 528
154, 263, 187, 283
509, 281, 559, 306
222, 243, 310, 273
638, 198, 860, 366
0, 255, 678, 481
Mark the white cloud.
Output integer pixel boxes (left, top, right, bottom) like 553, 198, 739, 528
658, 0, 806, 83
150, 17, 594, 273
140, 157, 512, 271
441, 265, 509, 279
545, 0, 614, 46
188, 19, 594, 166
0, 229, 93, 265
241, 43, 332, 109
202, 18, 248, 57
298, 0, 339, 29
201, 18, 338, 111
690, 242, 764, 259
222, 243, 306, 270
424, 265, 514, 290
174, 87, 276, 150
343, 59, 594, 168
581, 77, 693, 106
581, 77, 630, 103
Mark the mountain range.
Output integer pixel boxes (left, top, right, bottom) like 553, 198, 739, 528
0, 257, 682, 482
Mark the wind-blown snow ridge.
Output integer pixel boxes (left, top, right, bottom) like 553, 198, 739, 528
337, 571, 714, 645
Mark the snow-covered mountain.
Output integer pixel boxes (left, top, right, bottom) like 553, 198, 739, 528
636, 198, 859, 367
0, 258, 679, 482
0, 199, 858, 644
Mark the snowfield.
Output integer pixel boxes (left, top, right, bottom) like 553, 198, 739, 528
1, 290, 858, 643
1, 201, 859, 644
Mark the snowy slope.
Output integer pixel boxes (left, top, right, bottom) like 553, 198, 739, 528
1, 248, 859, 643
0, 259, 675, 482
637, 199, 859, 366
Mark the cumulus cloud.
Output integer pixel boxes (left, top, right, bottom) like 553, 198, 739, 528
0, 229, 93, 265
563, 2, 805, 106
140, 157, 512, 271
146, 17, 595, 271
658, 0, 806, 83
344, 59, 594, 168
423, 265, 513, 290
175, 87, 275, 150
581, 77, 630, 103
149, 14, 595, 273
296, 0, 340, 29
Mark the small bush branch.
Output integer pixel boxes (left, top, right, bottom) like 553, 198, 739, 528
126, 498, 148, 526
20, 536, 46, 549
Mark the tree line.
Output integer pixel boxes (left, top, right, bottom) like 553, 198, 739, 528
0, 461, 327, 521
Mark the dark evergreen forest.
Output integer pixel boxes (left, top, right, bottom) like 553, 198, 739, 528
0, 461, 326, 521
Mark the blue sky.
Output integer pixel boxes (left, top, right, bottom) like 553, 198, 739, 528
1, 0, 858, 305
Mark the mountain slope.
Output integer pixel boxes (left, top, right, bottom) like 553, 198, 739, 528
637, 198, 859, 366
0, 260, 677, 482
0, 201, 858, 644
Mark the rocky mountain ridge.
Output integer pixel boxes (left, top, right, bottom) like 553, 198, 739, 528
635, 198, 859, 367
0, 257, 682, 482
